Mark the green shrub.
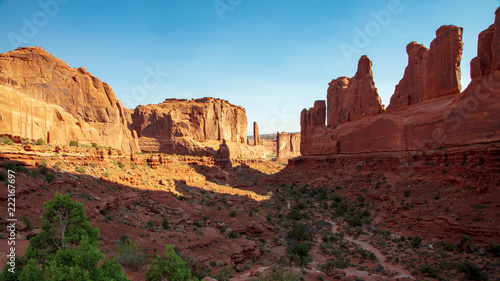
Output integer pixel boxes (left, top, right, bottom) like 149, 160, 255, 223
0, 171, 6, 182
20, 215, 33, 231
115, 237, 149, 271
485, 244, 500, 257
36, 138, 46, 145
227, 230, 240, 239
30, 169, 40, 178
213, 266, 233, 281
162, 217, 170, 230
319, 259, 350, 276
287, 223, 310, 241
92, 142, 98, 148
100, 209, 107, 216
146, 220, 155, 228
420, 265, 439, 278
287, 208, 305, 220
229, 210, 237, 217
76, 166, 86, 173
3, 162, 16, 171
46, 172, 56, 183
355, 248, 376, 260
459, 260, 488, 281
69, 140, 79, 147
16, 165, 29, 174
145, 245, 194, 281
0, 136, 14, 145
345, 209, 371, 227
404, 189, 410, 197
411, 235, 423, 248
288, 243, 311, 266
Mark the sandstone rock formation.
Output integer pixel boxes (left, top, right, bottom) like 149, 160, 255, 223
387, 25, 463, 111
301, 100, 326, 127
300, 12, 500, 156
0, 85, 100, 146
327, 56, 384, 126
132, 98, 247, 144
131, 98, 265, 158
0, 47, 140, 152
217, 139, 231, 159
253, 122, 261, 146
300, 100, 340, 156
215, 139, 232, 168
446, 7, 500, 148
276, 132, 300, 159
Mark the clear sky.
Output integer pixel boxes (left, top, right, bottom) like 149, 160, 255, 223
0, 0, 498, 135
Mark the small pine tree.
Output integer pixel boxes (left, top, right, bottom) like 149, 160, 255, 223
145, 245, 198, 281
1, 193, 129, 280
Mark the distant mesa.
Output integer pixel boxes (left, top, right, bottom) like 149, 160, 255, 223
300, 7, 500, 156
130, 97, 266, 158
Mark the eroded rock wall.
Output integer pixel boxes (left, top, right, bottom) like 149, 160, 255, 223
0, 47, 140, 152
131, 98, 266, 158
276, 132, 300, 159
327, 56, 384, 126
387, 25, 463, 111
300, 11, 500, 156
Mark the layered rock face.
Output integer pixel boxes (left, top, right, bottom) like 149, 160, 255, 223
131, 98, 265, 158
132, 98, 247, 144
387, 25, 463, 111
327, 56, 384, 126
300, 100, 340, 156
276, 132, 300, 159
0, 47, 140, 152
300, 10, 500, 156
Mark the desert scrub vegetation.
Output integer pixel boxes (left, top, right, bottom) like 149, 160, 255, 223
114, 236, 149, 271
145, 245, 199, 281
251, 265, 302, 281
75, 166, 86, 173
319, 259, 350, 276
288, 242, 312, 266
0, 135, 14, 145
287, 223, 312, 266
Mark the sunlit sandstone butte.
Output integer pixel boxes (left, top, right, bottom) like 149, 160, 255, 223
301, 18, 500, 156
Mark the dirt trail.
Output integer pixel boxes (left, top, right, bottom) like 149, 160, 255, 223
332, 224, 414, 279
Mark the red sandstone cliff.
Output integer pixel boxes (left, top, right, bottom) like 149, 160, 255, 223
300, 9, 500, 156
131, 98, 265, 158
0, 47, 140, 152
387, 25, 463, 111
276, 132, 300, 159
327, 56, 384, 126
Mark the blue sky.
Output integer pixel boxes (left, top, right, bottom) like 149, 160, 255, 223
0, 1, 498, 134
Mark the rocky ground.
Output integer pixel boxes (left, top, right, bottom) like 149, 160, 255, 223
0, 142, 499, 280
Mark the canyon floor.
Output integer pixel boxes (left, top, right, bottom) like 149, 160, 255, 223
0, 142, 499, 281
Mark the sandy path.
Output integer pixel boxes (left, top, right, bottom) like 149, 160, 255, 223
332, 224, 414, 279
